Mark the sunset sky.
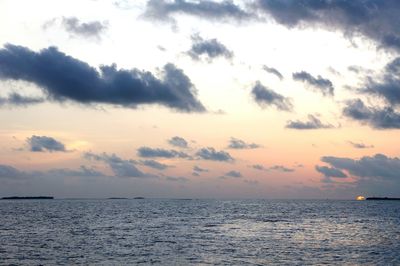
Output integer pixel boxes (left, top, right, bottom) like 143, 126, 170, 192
1, 0, 400, 199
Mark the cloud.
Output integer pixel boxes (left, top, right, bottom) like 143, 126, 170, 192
47, 166, 105, 177
348, 65, 364, 74
251, 81, 293, 111
263, 65, 283, 80
84, 152, 148, 178
187, 34, 233, 62
0, 165, 35, 179
168, 136, 188, 148
193, 165, 208, 172
144, 1, 400, 53
349, 141, 374, 149
0, 44, 205, 112
137, 147, 190, 158
285, 115, 333, 130
362, 57, 400, 106
196, 147, 234, 162
253, 0, 400, 51
250, 164, 267, 171
0, 92, 44, 107
192, 165, 208, 176
270, 165, 294, 172
228, 137, 260, 149
165, 176, 189, 182
26, 135, 67, 152
0, 164, 105, 180
315, 165, 347, 178
293, 71, 334, 96
321, 153, 400, 180
139, 159, 169, 170
144, 0, 251, 22
343, 99, 400, 129
223, 170, 242, 178
250, 164, 294, 172
244, 179, 259, 186
318, 153, 400, 196
61, 17, 108, 39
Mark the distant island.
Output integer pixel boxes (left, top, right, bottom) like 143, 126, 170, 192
366, 197, 400, 201
1, 196, 54, 200
107, 197, 145, 200
108, 197, 128, 199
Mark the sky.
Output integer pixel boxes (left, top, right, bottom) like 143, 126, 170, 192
1, 0, 400, 199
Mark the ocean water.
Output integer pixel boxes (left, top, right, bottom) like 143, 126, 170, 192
0, 199, 399, 265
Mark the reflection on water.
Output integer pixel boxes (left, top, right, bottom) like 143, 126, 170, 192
0, 199, 399, 265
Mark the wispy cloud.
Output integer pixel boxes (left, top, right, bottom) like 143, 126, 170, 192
263, 65, 283, 80
187, 34, 233, 62
168, 136, 189, 148
228, 137, 260, 149
293, 71, 334, 96
137, 147, 191, 159
286, 115, 334, 130
251, 82, 293, 111
196, 147, 234, 162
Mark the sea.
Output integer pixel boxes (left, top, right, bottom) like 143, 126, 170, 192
0, 199, 399, 265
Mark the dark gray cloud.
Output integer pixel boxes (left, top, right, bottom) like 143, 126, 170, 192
293, 71, 334, 96
0, 44, 205, 112
165, 176, 189, 182
250, 164, 267, 171
0, 165, 34, 179
144, 0, 251, 22
349, 141, 374, 149
47, 166, 105, 177
251, 82, 293, 111
137, 147, 190, 158
318, 153, 400, 195
0, 93, 44, 107
343, 99, 400, 129
188, 34, 233, 62
193, 165, 208, 172
362, 57, 400, 106
250, 164, 294, 172
26, 135, 66, 152
144, 1, 400, 52
263, 65, 283, 80
228, 137, 260, 149
0, 164, 104, 180
168, 136, 188, 148
253, 0, 400, 51
286, 115, 333, 130
139, 159, 169, 170
343, 99, 373, 120
196, 147, 234, 162
321, 153, 400, 180
84, 152, 148, 178
61, 17, 108, 39
315, 165, 347, 178
224, 170, 242, 178
270, 165, 294, 173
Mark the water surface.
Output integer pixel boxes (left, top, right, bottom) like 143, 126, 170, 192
1, 199, 399, 265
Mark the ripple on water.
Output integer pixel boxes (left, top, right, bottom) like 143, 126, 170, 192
0, 199, 399, 265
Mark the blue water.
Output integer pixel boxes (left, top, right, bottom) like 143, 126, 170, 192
0, 199, 399, 265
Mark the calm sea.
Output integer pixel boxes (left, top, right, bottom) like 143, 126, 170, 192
0, 199, 399, 265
